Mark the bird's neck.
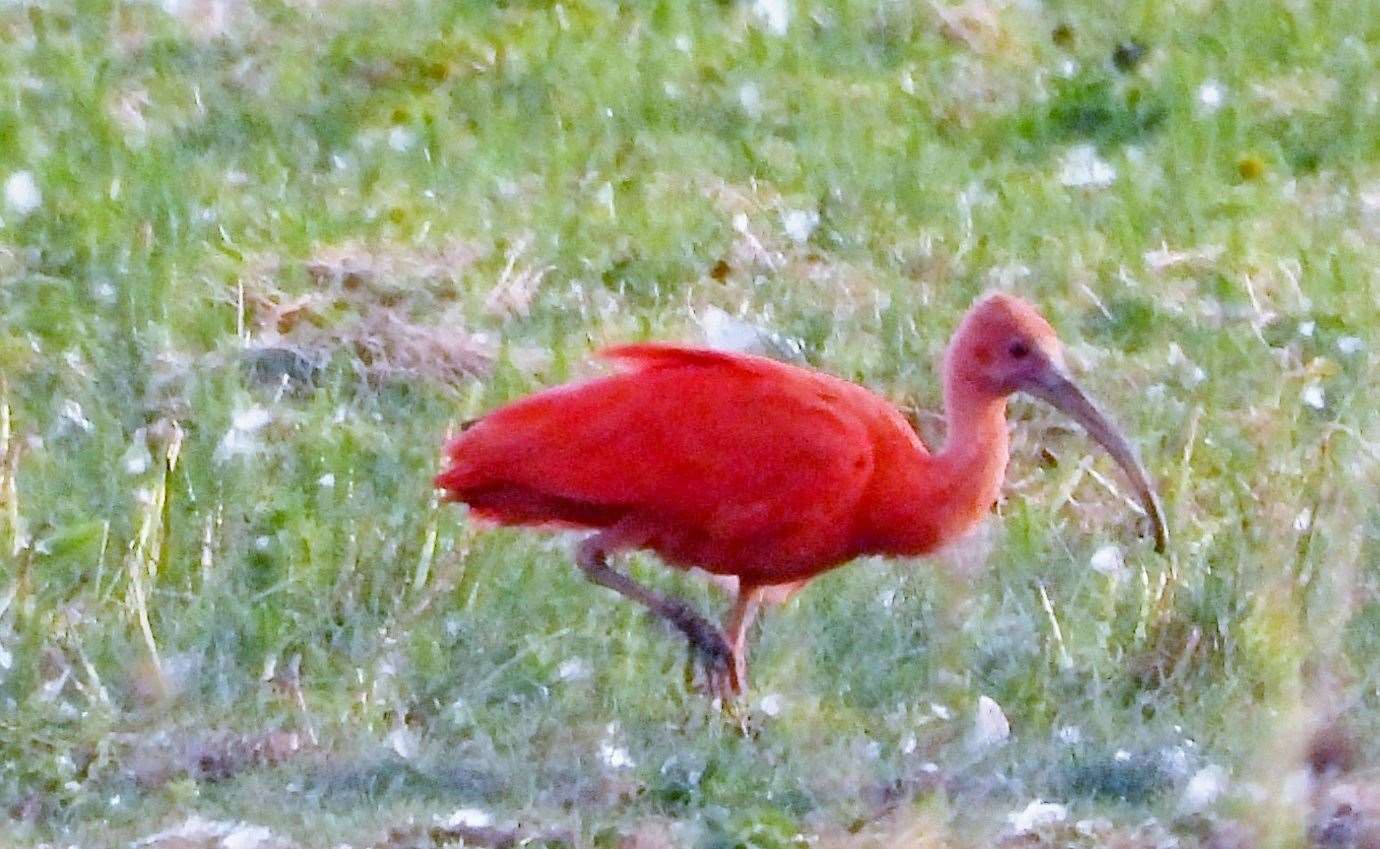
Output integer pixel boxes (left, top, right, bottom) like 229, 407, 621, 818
933, 379, 1010, 511
866, 377, 1010, 558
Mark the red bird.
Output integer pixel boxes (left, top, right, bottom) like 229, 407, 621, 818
436, 294, 1166, 698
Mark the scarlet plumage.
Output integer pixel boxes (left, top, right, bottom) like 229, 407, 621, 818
440, 344, 915, 585
436, 295, 1166, 698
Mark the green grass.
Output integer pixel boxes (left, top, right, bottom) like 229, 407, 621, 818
2, 0, 1379, 846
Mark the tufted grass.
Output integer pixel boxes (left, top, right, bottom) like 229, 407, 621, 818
2, 0, 1379, 846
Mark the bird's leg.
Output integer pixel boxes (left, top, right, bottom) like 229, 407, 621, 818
724, 588, 763, 695
576, 536, 735, 701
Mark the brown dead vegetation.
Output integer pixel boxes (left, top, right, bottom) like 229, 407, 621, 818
115, 727, 309, 789
238, 239, 496, 387
929, 0, 1014, 55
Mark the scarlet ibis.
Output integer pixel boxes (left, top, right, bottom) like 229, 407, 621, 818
436, 294, 1166, 698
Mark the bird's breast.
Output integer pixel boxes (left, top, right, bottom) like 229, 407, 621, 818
637, 517, 858, 587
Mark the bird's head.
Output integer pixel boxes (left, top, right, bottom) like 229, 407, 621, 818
949, 292, 1168, 553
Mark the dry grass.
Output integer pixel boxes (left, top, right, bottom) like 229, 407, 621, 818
5, 0, 1380, 845
239, 239, 496, 386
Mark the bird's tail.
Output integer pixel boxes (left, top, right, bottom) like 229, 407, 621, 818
433, 463, 469, 499
433, 417, 485, 499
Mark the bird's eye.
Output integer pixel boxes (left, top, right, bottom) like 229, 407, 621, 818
1008, 341, 1031, 359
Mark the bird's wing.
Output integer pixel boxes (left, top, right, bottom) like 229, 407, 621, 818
446, 346, 878, 555
598, 343, 761, 372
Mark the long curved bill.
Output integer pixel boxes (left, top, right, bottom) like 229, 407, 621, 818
1023, 369, 1168, 553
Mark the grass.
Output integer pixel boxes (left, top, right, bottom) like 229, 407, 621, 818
2, 0, 1380, 846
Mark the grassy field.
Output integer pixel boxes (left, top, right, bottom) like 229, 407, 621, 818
2, 0, 1380, 846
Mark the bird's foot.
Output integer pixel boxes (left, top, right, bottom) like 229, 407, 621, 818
688, 633, 736, 704
667, 603, 736, 703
